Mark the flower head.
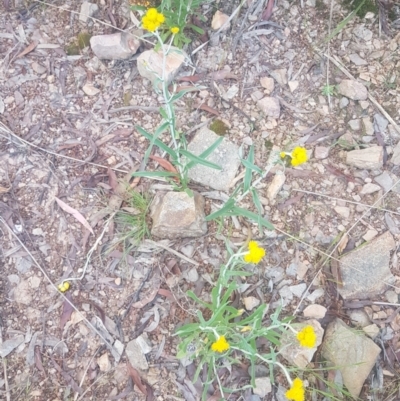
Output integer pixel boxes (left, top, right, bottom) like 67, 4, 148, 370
171, 26, 180, 34
285, 378, 305, 401
296, 325, 317, 348
142, 8, 165, 32
244, 241, 265, 264
290, 147, 308, 166
280, 151, 286, 159
58, 281, 70, 293
211, 335, 230, 353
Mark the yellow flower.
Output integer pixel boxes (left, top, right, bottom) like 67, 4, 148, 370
297, 325, 317, 348
156, 13, 165, 23
146, 8, 158, 18
280, 151, 286, 159
211, 335, 230, 353
240, 326, 252, 332
285, 378, 305, 401
290, 147, 308, 166
237, 309, 245, 316
244, 241, 265, 264
142, 8, 165, 32
58, 281, 70, 293
171, 26, 180, 34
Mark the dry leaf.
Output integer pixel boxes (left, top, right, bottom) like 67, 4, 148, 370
158, 288, 175, 301
149, 155, 178, 173
210, 70, 238, 81
0, 185, 10, 194
198, 103, 219, 116
16, 40, 38, 58
177, 74, 205, 82
127, 363, 147, 396
59, 292, 74, 330
54, 197, 94, 234
261, 0, 274, 20
107, 168, 118, 192
34, 346, 46, 376
131, 284, 160, 309
337, 233, 349, 254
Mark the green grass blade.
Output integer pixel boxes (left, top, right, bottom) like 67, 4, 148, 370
180, 149, 222, 170
131, 171, 178, 178
186, 137, 224, 170
136, 125, 178, 160
231, 206, 274, 230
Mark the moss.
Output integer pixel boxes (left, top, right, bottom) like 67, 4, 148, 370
77, 32, 91, 49
342, 0, 378, 18
65, 43, 80, 55
209, 119, 229, 136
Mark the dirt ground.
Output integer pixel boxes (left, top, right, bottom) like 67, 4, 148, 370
1, 0, 400, 400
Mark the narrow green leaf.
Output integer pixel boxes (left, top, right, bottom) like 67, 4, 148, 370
159, 107, 169, 121
205, 199, 235, 221
231, 206, 274, 230
187, 290, 213, 309
136, 125, 177, 160
241, 158, 262, 175
180, 149, 222, 170
131, 171, 178, 178
186, 137, 224, 170
189, 23, 205, 34
243, 145, 254, 192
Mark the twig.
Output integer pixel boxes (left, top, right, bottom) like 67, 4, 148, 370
293, 188, 400, 216
108, 105, 160, 114
146, 239, 199, 266
326, 0, 335, 110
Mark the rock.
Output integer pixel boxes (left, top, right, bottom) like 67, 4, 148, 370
126, 338, 150, 371
321, 318, 381, 398
97, 353, 111, 372
32, 228, 44, 236
279, 320, 324, 368
257, 97, 280, 118
339, 97, 349, 109
82, 83, 100, 96
31, 62, 46, 74
314, 146, 329, 159
267, 171, 285, 201
348, 310, 371, 327
183, 266, 199, 282
362, 117, 374, 136
137, 46, 187, 88
348, 119, 361, 131
391, 141, 400, 165
334, 206, 350, 219
14, 280, 32, 305
289, 283, 307, 298
90, 32, 141, 60
385, 290, 398, 303
385, 213, 400, 235
211, 10, 230, 31
353, 25, 373, 41
337, 80, 368, 100
187, 127, 240, 191
307, 288, 324, 302
150, 191, 207, 239
243, 296, 260, 311
253, 377, 272, 397
374, 171, 393, 192
338, 231, 395, 300
260, 77, 274, 94
346, 146, 383, 170
0, 335, 25, 358
303, 304, 327, 319
288, 81, 299, 92
79, 1, 98, 23
363, 324, 380, 339
362, 229, 378, 242
360, 183, 381, 195
349, 53, 368, 65
73, 66, 86, 88
270, 69, 288, 86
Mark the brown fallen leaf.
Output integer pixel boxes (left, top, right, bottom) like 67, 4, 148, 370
261, 0, 274, 20
127, 362, 147, 396
198, 103, 219, 116
131, 284, 160, 309
34, 346, 46, 376
55, 196, 94, 234
177, 74, 205, 82
107, 167, 119, 192
60, 292, 74, 330
149, 155, 178, 174
158, 288, 175, 301
209, 70, 237, 80
16, 40, 38, 58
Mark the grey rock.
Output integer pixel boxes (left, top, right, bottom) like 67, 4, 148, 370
279, 320, 324, 368
339, 97, 349, 109
349, 53, 368, 65
363, 324, 380, 339
338, 80, 368, 101
303, 304, 327, 319
257, 97, 281, 118
373, 113, 388, 134
307, 288, 325, 302
14, 280, 32, 305
73, 66, 86, 88
391, 140, 400, 165
334, 206, 350, 219
248, 364, 269, 378
385, 213, 400, 235
346, 146, 383, 170
353, 25, 373, 41
338, 231, 395, 300
362, 117, 374, 136
289, 283, 307, 298
187, 127, 240, 191
267, 171, 285, 201
90, 32, 141, 60
79, 1, 98, 23
82, 83, 100, 96
137, 46, 187, 88
150, 191, 207, 239
348, 119, 361, 131
31, 62, 47, 74
253, 377, 272, 397
126, 337, 151, 371
374, 171, 393, 192
348, 309, 371, 327
385, 290, 398, 303
0, 335, 25, 358
360, 183, 380, 195
183, 267, 199, 282
321, 318, 381, 398
314, 146, 330, 159
270, 68, 288, 86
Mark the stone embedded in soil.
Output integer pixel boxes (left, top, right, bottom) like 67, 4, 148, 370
126, 338, 151, 371
79, 1, 98, 23
211, 10, 231, 31
243, 296, 260, 311
14, 280, 32, 305
362, 229, 378, 242
187, 127, 240, 191
257, 97, 280, 118
90, 32, 141, 60
362, 117, 374, 136
346, 146, 383, 170
137, 46, 187, 88
82, 83, 100, 96
374, 171, 393, 192
338, 231, 395, 300
337, 79, 368, 100
363, 324, 380, 339
270, 68, 288, 86
321, 318, 381, 398
391, 140, 400, 165
339, 97, 349, 109
348, 119, 361, 131
348, 310, 371, 327
334, 206, 350, 219
150, 191, 207, 239
349, 53, 367, 65
279, 320, 324, 368
289, 283, 307, 298
314, 146, 329, 159
0, 334, 25, 358
97, 353, 111, 372
260, 76, 274, 93
267, 171, 285, 201
253, 377, 272, 397
360, 183, 381, 195
303, 304, 327, 319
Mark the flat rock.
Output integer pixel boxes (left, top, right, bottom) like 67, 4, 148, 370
349, 53, 367, 65
126, 338, 150, 371
0, 334, 25, 358
334, 206, 350, 219
338, 231, 395, 300
348, 309, 371, 327
82, 83, 100, 96
211, 10, 230, 31
243, 296, 260, 311
303, 304, 327, 319
90, 32, 141, 60
346, 146, 383, 170
187, 127, 240, 191
360, 183, 380, 195
137, 46, 187, 88
150, 191, 207, 239
362, 117, 374, 136
267, 171, 285, 201
363, 324, 380, 339
270, 68, 288, 86
353, 25, 373, 41
279, 320, 324, 368
339, 97, 349, 109
289, 283, 307, 298
257, 97, 280, 118
362, 229, 378, 242
374, 171, 393, 192
392, 140, 400, 165
321, 318, 381, 398
79, 1, 98, 23
314, 146, 329, 159
97, 353, 111, 372
253, 377, 272, 397
338, 80, 368, 100
348, 119, 361, 131
260, 77, 274, 94
14, 280, 32, 305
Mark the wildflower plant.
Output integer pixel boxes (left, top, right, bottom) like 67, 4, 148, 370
175, 240, 316, 400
